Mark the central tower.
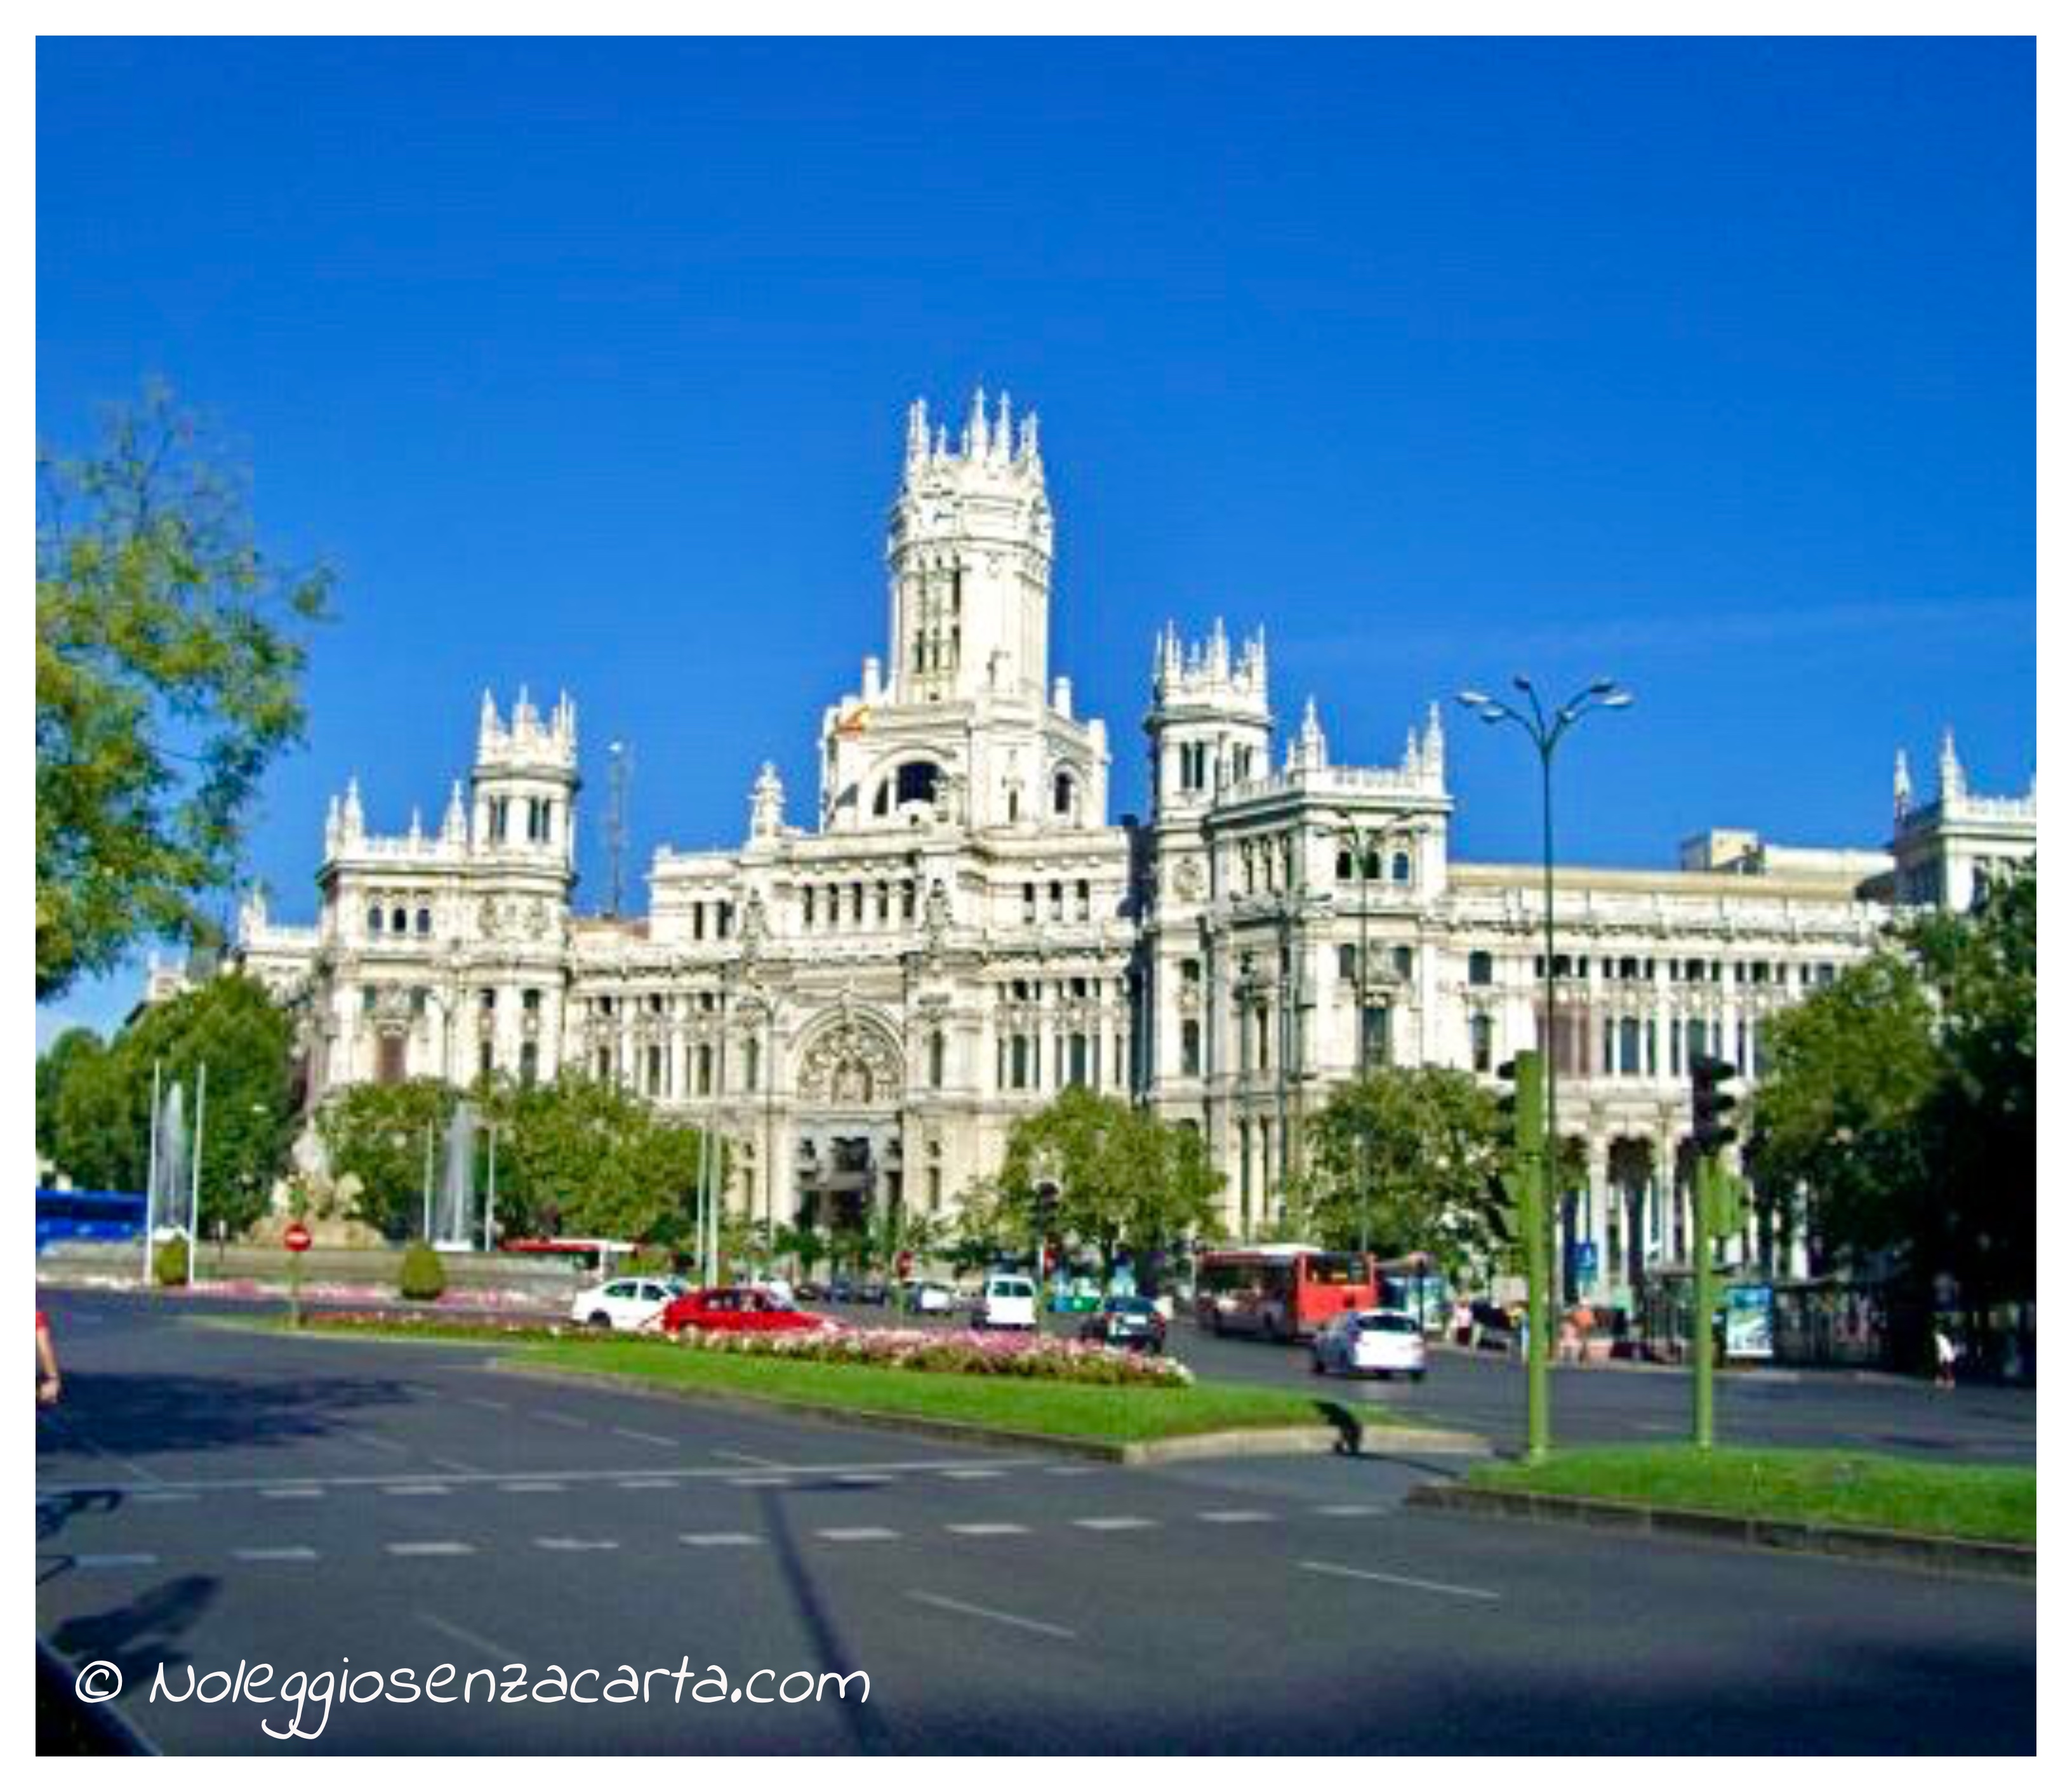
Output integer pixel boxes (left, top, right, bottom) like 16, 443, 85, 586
886, 388, 1053, 705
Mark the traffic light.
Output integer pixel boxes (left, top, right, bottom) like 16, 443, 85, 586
1496, 1051, 1546, 1156
1689, 1056, 1739, 1157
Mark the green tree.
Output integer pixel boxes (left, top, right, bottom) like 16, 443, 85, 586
37, 1026, 110, 1175
1299, 1065, 1510, 1284
474, 1071, 717, 1246
996, 1086, 1225, 1284
37, 383, 333, 1002
41, 974, 299, 1231
1752, 863, 2036, 1308
316, 1079, 459, 1241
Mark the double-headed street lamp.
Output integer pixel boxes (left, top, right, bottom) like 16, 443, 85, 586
1457, 675, 1632, 1462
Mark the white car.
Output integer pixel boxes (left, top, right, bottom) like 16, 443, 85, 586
1312, 1308, 1428, 1381
976, 1273, 1038, 1331
571, 1275, 686, 1332
904, 1282, 957, 1315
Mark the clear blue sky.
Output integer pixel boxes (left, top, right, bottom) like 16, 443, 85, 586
37, 37, 2036, 1047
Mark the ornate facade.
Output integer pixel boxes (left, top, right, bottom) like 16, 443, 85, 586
230, 393, 2035, 1301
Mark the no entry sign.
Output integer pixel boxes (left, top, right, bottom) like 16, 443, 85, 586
284, 1222, 313, 1254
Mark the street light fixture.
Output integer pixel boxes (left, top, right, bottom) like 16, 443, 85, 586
1456, 673, 1632, 1463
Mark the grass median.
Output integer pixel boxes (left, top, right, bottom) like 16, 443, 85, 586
1467, 1445, 2035, 1544
507, 1336, 1342, 1445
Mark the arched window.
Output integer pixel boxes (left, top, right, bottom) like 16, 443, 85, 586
895, 760, 941, 808
390, 906, 408, 935
1336, 849, 1353, 881
743, 1037, 760, 1094
415, 906, 432, 937
928, 1032, 946, 1089
368, 905, 383, 934
1180, 1019, 1202, 1078
1053, 769, 1076, 817
1391, 851, 1412, 884
1470, 1012, 1494, 1073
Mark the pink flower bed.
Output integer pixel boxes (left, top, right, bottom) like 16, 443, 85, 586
674, 1322, 1194, 1386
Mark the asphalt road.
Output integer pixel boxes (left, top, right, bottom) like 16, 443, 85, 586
36, 1290, 2036, 1755
807, 1298, 2037, 1464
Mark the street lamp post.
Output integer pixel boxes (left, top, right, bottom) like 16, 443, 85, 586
1332, 813, 1376, 1261
1457, 675, 1632, 1464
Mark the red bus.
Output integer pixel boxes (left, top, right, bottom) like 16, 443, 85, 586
1193, 1245, 1378, 1341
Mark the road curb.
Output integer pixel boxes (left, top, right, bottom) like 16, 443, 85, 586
1404, 1483, 2035, 1579
486, 1360, 1485, 1464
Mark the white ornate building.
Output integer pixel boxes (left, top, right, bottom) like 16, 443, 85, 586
229, 392, 2035, 1301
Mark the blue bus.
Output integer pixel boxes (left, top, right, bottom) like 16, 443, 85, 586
36, 1189, 148, 1252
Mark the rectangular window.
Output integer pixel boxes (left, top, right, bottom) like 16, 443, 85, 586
1180, 1019, 1202, 1078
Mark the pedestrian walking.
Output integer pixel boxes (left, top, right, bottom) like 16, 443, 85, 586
36, 1310, 61, 1405
1934, 1324, 1958, 1390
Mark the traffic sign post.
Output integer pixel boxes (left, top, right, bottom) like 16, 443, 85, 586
285, 1221, 312, 1328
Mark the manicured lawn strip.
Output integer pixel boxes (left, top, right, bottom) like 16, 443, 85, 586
1468, 1446, 2035, 1545
510, 1336, 1341, 1444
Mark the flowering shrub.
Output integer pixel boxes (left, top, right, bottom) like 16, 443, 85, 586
673, 1323, 1195, 1387
300, 1308, 614, 1341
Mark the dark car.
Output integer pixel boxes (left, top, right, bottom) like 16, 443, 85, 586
828, 1274, 856, 1303
1077, 1295, 1167, 1353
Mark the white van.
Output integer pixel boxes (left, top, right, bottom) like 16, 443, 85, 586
977, 1273, 1038, 1331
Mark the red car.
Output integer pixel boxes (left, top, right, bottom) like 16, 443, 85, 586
659, 1287, 830, 1337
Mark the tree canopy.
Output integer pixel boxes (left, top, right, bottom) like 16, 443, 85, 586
37, 383, 331, 1002
36, 974, 301, 1236
995, 1086, 1225, 1285
1294, 1065, 1511, 1282
315, 1070, 720, 1247
1751, 865, 2036, 1304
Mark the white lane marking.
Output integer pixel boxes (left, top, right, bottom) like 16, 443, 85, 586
681, 1532, 762, 1548
611, 1427, 677, 1448
534, 1537, 620, 1552
532, 1411, 587, 1430
945, 1522, 1030, 1537
940, 1468, 1005, 1481
815, 1526, 900, 1543
1044, 1465, 1099, 1477
1199, 1510, 1276, 1525
234, 1547, 319, 1563
133, 1491, 198, 1504
427, 1456, 482, 1476
905, 1590, 1076, 1640
729, 1475, 792, 1489
1315, 1504, 1385, 1518
420, 1610, 526, 1662
387, 1541, 475, 1557
260, 1487, 325, 1500
74, 1553, 159, 1569
502, 1482, 567, 1495
336, 1428, 410, 1456
1072, 1517, 1155, 1532
1298, 1559, 1501, 1602
617, 1479, 677, 1491
35, 1456, 1054, 1498
462, 1398, 512, 1414
714, 1449, 781, 1468
383, 1483, 453, 1497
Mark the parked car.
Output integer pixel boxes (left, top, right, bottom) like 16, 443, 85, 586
853, 1277, 891, 1306
1048, 1277, 1103, 1314
570, 1276, 687, 1332
1312, 1308, 1428, 1381
903, 1281, 957, 1315
660, 1286, 832, 1337
828, 1274, 856, 1303
975, 1273, 1039, 1331
1077, 1294, 1167, 1353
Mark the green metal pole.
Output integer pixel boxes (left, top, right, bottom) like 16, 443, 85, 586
1693, 1155, 1716, 1449
1529, 745, 1558, 1464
